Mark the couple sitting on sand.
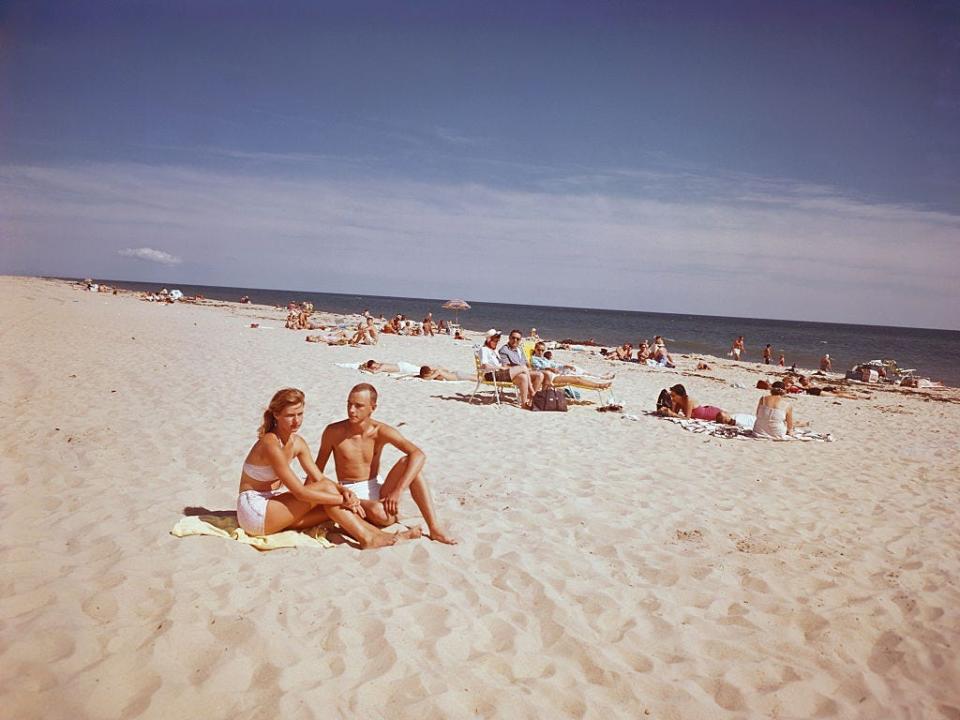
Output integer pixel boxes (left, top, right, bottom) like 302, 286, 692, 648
237, 384, 456, 548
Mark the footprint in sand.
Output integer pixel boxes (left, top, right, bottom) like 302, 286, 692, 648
733, 535, 780, 554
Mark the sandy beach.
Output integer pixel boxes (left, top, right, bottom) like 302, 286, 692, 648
2, 275, 959, 719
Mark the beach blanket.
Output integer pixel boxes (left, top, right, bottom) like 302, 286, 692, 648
650, 415, 834, 442
170, 515, 333, 551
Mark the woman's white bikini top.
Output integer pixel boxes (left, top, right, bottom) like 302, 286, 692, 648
242, 463, 280, 482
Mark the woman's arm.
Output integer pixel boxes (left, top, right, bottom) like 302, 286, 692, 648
263, 436, 343, 505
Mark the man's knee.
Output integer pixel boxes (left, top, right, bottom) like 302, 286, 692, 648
366, 501, 392, 525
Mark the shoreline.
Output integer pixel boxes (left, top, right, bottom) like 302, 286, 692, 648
59, 275, 958, 389
3, 274, 959, 718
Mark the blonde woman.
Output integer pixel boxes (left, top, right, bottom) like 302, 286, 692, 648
238, 388, 419, 548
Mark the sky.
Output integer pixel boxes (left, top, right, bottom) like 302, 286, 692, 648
1, 0, 959, 329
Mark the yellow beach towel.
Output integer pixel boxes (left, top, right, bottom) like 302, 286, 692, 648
170, 514, 333, 551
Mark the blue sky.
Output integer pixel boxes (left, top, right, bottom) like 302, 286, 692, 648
2, 1, 959, 329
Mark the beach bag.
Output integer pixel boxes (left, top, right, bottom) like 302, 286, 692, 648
531, 388, 568, 412
656, 388, 672, 411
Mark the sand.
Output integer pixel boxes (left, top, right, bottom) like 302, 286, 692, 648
2, 275, 959, 719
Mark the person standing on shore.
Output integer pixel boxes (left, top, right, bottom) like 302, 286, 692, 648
317, 384, 457, 544
778, 352, 785, 367
763, 344, 772, 364
731, 335, 745, 361
820, 354, 832, 372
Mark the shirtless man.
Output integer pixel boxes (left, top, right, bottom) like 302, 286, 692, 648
317, 384, 457, 544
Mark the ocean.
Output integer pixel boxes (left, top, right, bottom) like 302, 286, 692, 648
82, 278, 960, 387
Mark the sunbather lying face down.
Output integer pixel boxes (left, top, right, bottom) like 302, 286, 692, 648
361, 360, 399, 373
236, 388, 420, 548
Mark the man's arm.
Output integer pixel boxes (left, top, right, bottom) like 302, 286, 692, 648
378, 425, 426, 515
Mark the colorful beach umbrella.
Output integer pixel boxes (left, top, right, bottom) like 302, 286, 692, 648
441, 298, 471, 324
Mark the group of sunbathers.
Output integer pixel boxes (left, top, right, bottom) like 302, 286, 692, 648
602, 336, 676, 368
655, 382, 795, 438
380, 312, 459, 337
238, 385, 457, 548
478, 329, 614, 408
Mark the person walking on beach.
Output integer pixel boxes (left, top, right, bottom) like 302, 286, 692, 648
317, 384, 457, 544
237, 388, 419, 548
763, 344, 772, 364
731, 336, 745, 361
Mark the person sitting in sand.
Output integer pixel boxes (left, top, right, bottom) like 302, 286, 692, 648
237, 388, 420, 548
498, 329, 548, 390
419, 365, 472, 381
453, 328, 465, 340
529, 342, 613, 389
422, 313, 435, 336
364, 316, 378, 344
656, 383, 725, 421
637, 340, 651, 362
359, 359, 421, 375
317, 384, 457, 544
479, 329, 539, 408
651, 336, 676, 368
753, 381, 794, 439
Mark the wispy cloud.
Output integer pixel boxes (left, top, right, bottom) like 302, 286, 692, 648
2, 161, 959, 328
118, 247, 182, 265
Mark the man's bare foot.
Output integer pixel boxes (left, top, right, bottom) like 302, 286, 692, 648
427, 528, 458, 544
358, 525, 422, 549
396, 525, 423, 541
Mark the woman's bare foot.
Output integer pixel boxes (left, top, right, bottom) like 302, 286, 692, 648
427, 527, 458, 544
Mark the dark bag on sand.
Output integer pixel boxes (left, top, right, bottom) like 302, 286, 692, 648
531, 388, 568, 412
656, 388, 672, 411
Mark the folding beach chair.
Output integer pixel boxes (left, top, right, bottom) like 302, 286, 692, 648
469, 346, 519, 407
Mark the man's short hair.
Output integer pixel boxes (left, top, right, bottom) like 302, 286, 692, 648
350, 383, 378, 405
510, 329, 522, 337
364, 359, 377, 368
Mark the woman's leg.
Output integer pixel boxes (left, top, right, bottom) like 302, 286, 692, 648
264, 495, 419, 548
552, 375, 611, 390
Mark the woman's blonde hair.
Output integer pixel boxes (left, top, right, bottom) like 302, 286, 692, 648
258, 388, 305, 437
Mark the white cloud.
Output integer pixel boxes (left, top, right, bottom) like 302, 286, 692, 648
118, 247, 182, 265
1, 161, 958, 328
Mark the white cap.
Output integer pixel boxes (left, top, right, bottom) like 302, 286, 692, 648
485, 328, 501, 338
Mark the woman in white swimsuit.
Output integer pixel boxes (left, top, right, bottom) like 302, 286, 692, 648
238, 388, 419, 548
752, 381, 794, 439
